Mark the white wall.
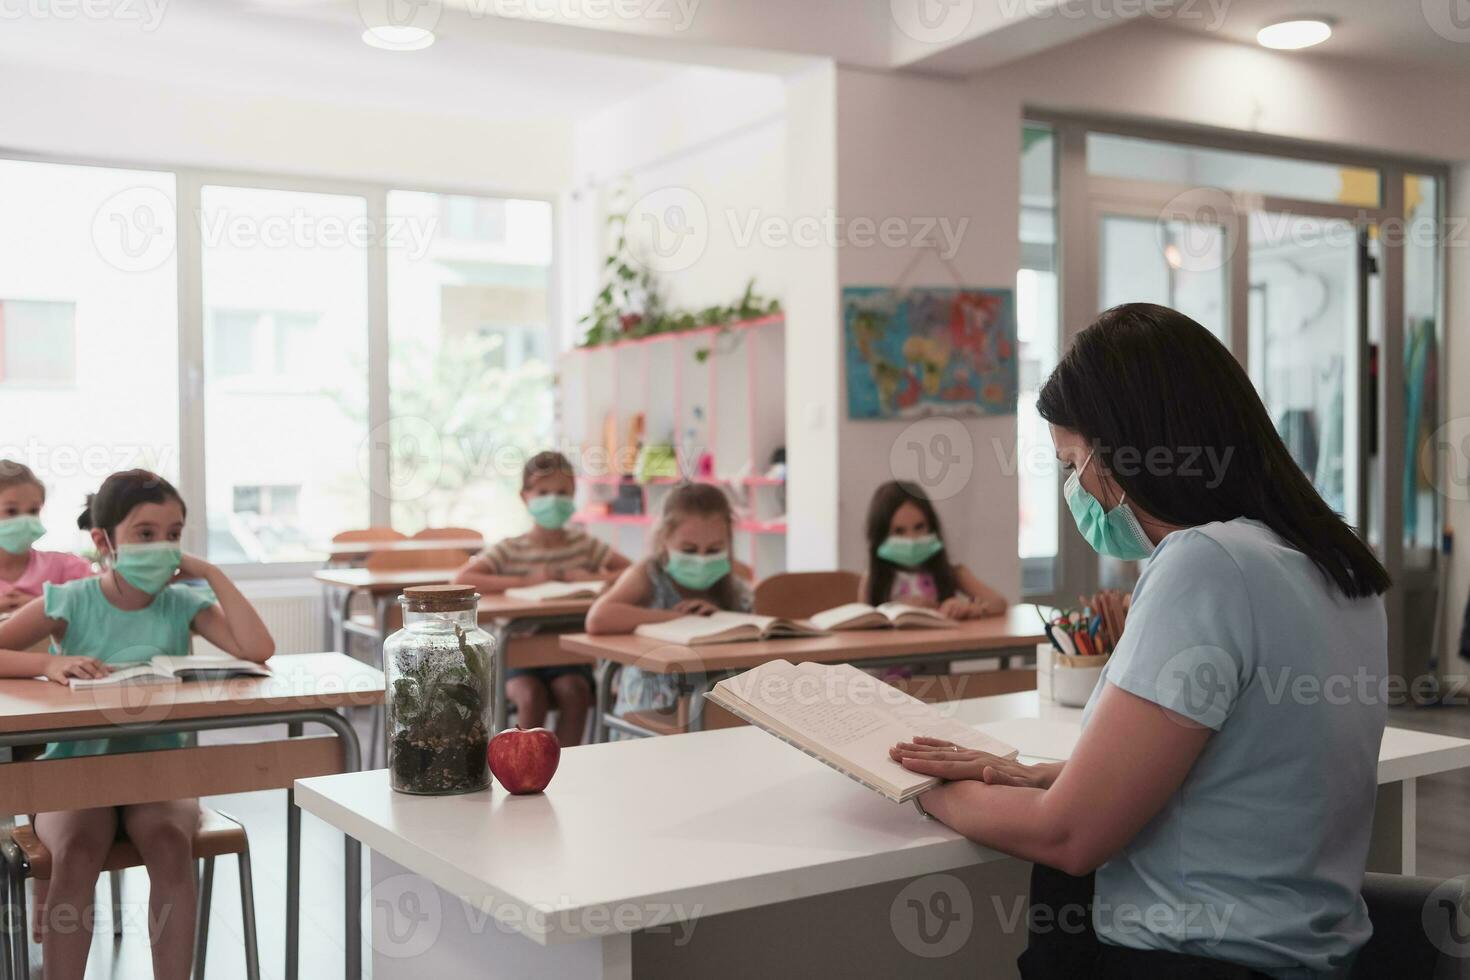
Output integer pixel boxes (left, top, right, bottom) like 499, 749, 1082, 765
0, 61, 574, 193
833, 67, 1022, 596
567, 64, 820, 570
568, 66, 791, 326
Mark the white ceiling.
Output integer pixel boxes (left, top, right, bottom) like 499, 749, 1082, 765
0, 0, 688, 123
1, 0, 1464, 125
1160, 0, 1470, 70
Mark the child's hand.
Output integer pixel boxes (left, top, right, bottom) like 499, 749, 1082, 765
674, 598, 718, 616
44, 656, 109, 684
176, 553, 215, 581
938, 597, 972, 620
971, 599, 1005, 617
562, 568, 603, 583
0, 591, 31, 613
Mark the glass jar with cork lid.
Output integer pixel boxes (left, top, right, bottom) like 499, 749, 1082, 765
383, 584, 497, 795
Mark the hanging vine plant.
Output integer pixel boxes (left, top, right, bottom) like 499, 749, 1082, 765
578, 210, 781, 351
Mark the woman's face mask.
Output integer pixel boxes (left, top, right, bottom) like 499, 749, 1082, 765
1063, 451, 1155, 561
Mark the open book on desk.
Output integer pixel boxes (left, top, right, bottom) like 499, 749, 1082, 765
809, 602, 953, 632
634, 612, 828, 646
68, 655, 270, 691
705, 660, 1017, 803
504, 580, 605, 602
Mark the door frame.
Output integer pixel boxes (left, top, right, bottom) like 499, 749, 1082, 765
1030, 112, 1448, 679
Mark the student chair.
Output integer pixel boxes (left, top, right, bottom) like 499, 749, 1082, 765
1354, 872, 1470, 979
751, 571, 861, 620
327, 527, 407, 566
410, 527, 484, 545
4, 807, 260, 980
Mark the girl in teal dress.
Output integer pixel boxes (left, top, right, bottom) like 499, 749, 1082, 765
587, 482, 752, 738
0, 469, 274, 980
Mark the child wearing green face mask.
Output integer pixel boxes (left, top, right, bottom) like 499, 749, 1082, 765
858, 481, 1008, 620
0, 468, 274, 979
453, 451, 631, 747
0, 460, 93, 615
587, 482, 753, 739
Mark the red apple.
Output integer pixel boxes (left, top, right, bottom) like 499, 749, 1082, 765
487, 726, 561, 795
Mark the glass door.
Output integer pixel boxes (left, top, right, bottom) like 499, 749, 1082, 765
1246, 214, 1369, 530
1083, 197, 1236, 592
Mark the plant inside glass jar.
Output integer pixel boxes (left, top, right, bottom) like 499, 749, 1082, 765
389, 623, 493, 795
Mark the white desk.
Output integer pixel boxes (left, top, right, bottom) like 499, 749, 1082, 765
296, 692, 1470, 980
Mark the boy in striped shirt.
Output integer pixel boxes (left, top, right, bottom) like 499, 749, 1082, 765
454, 451, 630, 744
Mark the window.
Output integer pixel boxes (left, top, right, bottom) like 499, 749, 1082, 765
0, 300, 76, 384
1018, 123, 1061, 596
0, 159, 179, 555
209, 309, 320, 381
386, 191, 555, 535
200, 185, 371, 563
1087, 133, 1381, 208
0, 156, 559, 567
439, 196, 508, 242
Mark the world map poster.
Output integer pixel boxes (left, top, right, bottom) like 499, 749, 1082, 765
843, 286, 1018, 420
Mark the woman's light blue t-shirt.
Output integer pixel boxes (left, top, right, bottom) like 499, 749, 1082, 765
42, 577, 215, 759
1080, 518, 1386, 978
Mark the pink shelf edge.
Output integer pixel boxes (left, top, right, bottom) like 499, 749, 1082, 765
563, 313, 785, 355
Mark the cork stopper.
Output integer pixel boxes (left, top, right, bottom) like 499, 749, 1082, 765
401, 584, 478, 612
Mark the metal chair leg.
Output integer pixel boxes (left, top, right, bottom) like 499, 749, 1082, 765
237, 847, 260, 980
110, 868, 123, 938
1, 838, 31, 980
191, 857, 214, 980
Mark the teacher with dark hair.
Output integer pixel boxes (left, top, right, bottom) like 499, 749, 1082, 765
891, 303, 1389, 979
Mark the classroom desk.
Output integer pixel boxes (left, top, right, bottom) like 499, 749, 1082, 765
313, 566, 462, 654
560, 605, 1048, 740
318, 538, 484, 562
294, 689, 1470, 980
0, 652, 383, 980
476, 595, 597, 733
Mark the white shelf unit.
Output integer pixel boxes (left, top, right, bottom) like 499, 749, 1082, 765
558, 315, 787, 578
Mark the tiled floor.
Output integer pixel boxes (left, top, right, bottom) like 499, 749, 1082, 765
17, 701, 1470, 978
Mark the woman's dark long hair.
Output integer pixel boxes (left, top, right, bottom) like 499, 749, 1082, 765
1037, 303, 1389, 599
864, 481, 959, 605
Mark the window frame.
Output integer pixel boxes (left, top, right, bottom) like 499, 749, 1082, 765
0, 149, 560, 579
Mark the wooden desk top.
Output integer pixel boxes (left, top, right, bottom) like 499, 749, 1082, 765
313, 567, 461, 593
559, 605, 1047, 673
0, 652, 384, 735
320, 538, 484, 558
476, 594, 596, 622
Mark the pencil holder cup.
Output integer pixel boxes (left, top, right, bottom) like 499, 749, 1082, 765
1036, 643, 1110, 708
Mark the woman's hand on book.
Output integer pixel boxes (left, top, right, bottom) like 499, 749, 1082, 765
44, 656, 109, 685
673, 598, 718, 616
889, 736, 1061, 788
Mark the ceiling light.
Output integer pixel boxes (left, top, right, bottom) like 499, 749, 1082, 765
1257, 19, 1332, 50
361, 25, 435, 51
